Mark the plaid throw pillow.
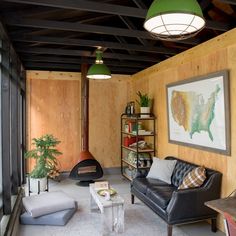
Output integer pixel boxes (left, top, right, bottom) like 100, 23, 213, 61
178, 166, 206, 190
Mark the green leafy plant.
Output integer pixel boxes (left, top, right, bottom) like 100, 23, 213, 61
136, 91, 151, 107
25, 134, 62, 178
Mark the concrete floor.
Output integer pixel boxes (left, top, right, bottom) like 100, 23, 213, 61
20, 174, 225, 236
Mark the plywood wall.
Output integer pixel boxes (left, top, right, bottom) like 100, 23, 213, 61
89, 75, 132, 168
26, 71, 82, 171
131, 28, 236, 231
27, 71, 131, 172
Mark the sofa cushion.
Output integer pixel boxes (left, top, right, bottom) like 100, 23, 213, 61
178, 166, 206, 189
132, 177, 170, 195
146, 185, 177, 210
147, 157, 177, 184
166, 157, 196, 187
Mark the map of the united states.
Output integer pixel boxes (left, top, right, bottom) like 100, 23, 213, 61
170, 85, 220, 141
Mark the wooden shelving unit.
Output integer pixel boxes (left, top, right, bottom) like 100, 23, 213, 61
120, 113, 156, 181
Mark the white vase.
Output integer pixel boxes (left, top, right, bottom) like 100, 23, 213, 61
29, 177, 47, 193
140, 107, 150, 118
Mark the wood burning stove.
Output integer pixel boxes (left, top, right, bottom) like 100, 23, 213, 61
69, 64, 103, 186
69, 151, 103, 186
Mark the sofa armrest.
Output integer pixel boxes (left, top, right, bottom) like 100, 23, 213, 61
135, 169, 148, 178
166, 173, 222, 224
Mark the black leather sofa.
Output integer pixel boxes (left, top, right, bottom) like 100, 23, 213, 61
131, 156, 222, 236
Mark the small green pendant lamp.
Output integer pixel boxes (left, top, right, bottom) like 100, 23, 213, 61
144, 0, 206, 41
86, 50, 111, 79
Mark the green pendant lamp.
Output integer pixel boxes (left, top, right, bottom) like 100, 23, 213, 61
86, 50, 111, 79
144, 0, 206, 41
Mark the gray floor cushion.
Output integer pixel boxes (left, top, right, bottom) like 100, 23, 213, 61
22, 191, 76, 217
20, 207, 77, 226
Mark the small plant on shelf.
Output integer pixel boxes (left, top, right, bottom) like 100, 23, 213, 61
136, 91, 151, 107
136, 91, 152, 117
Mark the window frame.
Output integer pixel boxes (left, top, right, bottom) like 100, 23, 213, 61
0, 23, 26, 219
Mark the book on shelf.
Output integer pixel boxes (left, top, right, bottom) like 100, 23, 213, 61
131, 130, 153, 135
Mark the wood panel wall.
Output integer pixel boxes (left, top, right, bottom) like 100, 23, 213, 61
131, 28, 236, 231
89, 76, 131, 168
26, 71, 81, 171
26, 71, 131, 172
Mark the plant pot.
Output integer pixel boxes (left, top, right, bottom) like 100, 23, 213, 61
140, 107, 150, 118
29, 177, 47, 193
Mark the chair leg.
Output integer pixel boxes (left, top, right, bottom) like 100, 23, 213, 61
167, 224, 172, 236
211, 218, 217, 232
131, 194, 134, 204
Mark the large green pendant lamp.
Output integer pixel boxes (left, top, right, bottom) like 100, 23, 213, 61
86, 50, 111, 79
144, 0, 206, 41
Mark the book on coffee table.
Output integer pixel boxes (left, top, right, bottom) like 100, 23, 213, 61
94, 181, 109, 190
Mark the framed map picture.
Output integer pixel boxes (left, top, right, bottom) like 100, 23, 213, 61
166, 70, 230, 155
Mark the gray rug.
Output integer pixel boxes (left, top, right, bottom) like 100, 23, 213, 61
19, 193, 187, 236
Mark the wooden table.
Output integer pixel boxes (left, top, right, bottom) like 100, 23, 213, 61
205, 196, 236, 219
205, 196, 236, 236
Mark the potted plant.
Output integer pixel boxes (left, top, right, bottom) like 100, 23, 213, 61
25, 134, 62, 193
136, 91, 152, 117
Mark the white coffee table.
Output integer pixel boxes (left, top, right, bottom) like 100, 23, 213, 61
89, 183, 124, 235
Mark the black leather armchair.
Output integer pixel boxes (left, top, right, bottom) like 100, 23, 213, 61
131, 156, 222, 236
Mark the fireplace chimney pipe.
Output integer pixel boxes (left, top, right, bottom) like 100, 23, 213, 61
69, 63, 103, 185
81, 63, 89, 151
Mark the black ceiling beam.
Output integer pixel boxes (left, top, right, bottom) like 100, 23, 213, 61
21, 55, 91, 65
2, 0, 146, 18
119, 15, 148, 46
218, 0, 236, 5
7, 0, 234, 21
200, 0, 212, 11
205, 20, 232, 31
5, 17, 152, 39
5, 17, 200, 45
23, 62, 139, 74
12, 35, 179, 55
115, 36, 133, 54
16, 46, 160, 62
3, 0, 232, 32
21, 55, 150, 68
16, 6, 61, 18
132, 0, 147, 9
23, 62, 80, 71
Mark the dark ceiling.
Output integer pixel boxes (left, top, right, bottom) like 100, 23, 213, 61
0, 0, 235, 75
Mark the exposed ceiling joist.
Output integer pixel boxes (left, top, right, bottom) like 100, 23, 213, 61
6, 0, 236, 18
24, 62, 83, 71
5, 17, 152, 39
115, 36, 133, 54
24, 61, 139, 74
21, 55, 150, 68
12, 35, 179, 55
3, 0, 232, 33
205, 20, 232, 31
2, 0, 146, 18
200, 0, 212, 11
132, 0, 147, 9
1, 0, 235, 74
17, 47, 160, 62
119, 15, 149, 46
5, 17, 200, 45
219, 0, 236, 5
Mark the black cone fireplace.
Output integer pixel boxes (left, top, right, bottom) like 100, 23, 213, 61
69, 64, 103, 186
